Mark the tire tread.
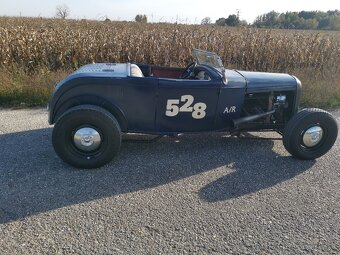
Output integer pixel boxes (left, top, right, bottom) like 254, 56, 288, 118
52, 104, 121, 168
283, 108, 338, 159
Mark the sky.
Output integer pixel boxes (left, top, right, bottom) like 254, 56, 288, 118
0, 0, 339, 24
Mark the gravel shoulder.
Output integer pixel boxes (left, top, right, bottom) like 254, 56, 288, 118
0, 108, 339, 254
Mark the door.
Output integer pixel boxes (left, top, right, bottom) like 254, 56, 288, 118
156, 78, 221, 133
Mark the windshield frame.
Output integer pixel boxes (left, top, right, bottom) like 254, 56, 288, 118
192, 48, 226, 82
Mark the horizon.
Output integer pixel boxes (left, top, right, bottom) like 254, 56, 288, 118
0, 0, 339, 24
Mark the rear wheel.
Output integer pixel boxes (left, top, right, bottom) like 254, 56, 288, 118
283, 108, 338, 160
52, 105, 121, 168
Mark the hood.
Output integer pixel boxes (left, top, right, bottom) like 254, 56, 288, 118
236, 70, 298, 93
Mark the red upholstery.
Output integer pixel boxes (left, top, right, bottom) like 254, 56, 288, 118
151, 66, 184, 79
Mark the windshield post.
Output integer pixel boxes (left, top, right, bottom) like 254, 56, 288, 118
192, 48, 227, 83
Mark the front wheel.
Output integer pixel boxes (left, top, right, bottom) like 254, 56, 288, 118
52, 105, 121, 168
283, 108, 338, 160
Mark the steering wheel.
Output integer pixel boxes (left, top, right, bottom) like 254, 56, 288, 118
180, 62, 197, 79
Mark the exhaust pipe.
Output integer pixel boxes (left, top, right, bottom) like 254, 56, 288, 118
233, 110, 275, 127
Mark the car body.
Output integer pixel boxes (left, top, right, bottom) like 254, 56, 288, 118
49, 49, 338, 168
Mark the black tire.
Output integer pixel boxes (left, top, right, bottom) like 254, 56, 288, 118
52, 105, 121, 169
283, 108, 338, 160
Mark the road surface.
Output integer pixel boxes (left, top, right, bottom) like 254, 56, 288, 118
0, 108, 339, 254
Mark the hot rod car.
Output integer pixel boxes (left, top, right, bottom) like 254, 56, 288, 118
48, 49, 338, 168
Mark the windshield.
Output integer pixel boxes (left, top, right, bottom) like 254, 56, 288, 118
192, 48, 225, 74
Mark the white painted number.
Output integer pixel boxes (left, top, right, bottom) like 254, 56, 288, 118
165, 95, 207, 119
192, 103, 207, 119
166, 99, 180, 117
180, 95, 194, 112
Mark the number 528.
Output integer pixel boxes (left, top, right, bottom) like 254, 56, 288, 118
165, 95, 207, 119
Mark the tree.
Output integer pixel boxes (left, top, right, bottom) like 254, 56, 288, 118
239, 20, 248, 27
135, 14, 147, 23
254, 11, 279, 28
215, 18, 226, 26
299, 18, 319, 30
318, 17, 330, 29
328, 15, 340, 30
225, 14, 239, 26
299, 11, 317, 20
201, 17, 211, 25
55, 4, 70, 19
327, 10, 340, 16
252, 10, 339, 30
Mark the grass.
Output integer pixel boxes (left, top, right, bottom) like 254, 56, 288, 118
0, 67, 68, 107
293, 69, 340, 108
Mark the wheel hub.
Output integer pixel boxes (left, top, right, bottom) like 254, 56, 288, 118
74, 127, 101, 152
302, 126, 323, 147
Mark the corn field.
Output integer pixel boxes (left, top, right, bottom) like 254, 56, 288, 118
0, 17, 339, 107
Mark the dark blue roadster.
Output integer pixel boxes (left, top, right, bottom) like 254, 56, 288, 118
48, 49, 338, 168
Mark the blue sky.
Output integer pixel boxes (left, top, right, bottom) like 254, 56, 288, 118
0, 0, 339, 23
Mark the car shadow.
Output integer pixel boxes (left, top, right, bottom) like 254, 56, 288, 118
0, 128, 315, 224
199, 149, 315, 202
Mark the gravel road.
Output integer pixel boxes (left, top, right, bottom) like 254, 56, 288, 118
0, 108, 339, 254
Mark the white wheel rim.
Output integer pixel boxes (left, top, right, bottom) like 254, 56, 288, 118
302, 126, 324, 148
73, 127, 101, 151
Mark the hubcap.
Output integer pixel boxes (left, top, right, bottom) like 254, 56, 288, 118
73, 127, 101, 152
302, 126, 324, 148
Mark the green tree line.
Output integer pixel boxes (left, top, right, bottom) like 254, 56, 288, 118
254, 10, 340, 30
215, 10, 340, 31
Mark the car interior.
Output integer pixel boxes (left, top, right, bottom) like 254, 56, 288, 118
130, 63, 211, 80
